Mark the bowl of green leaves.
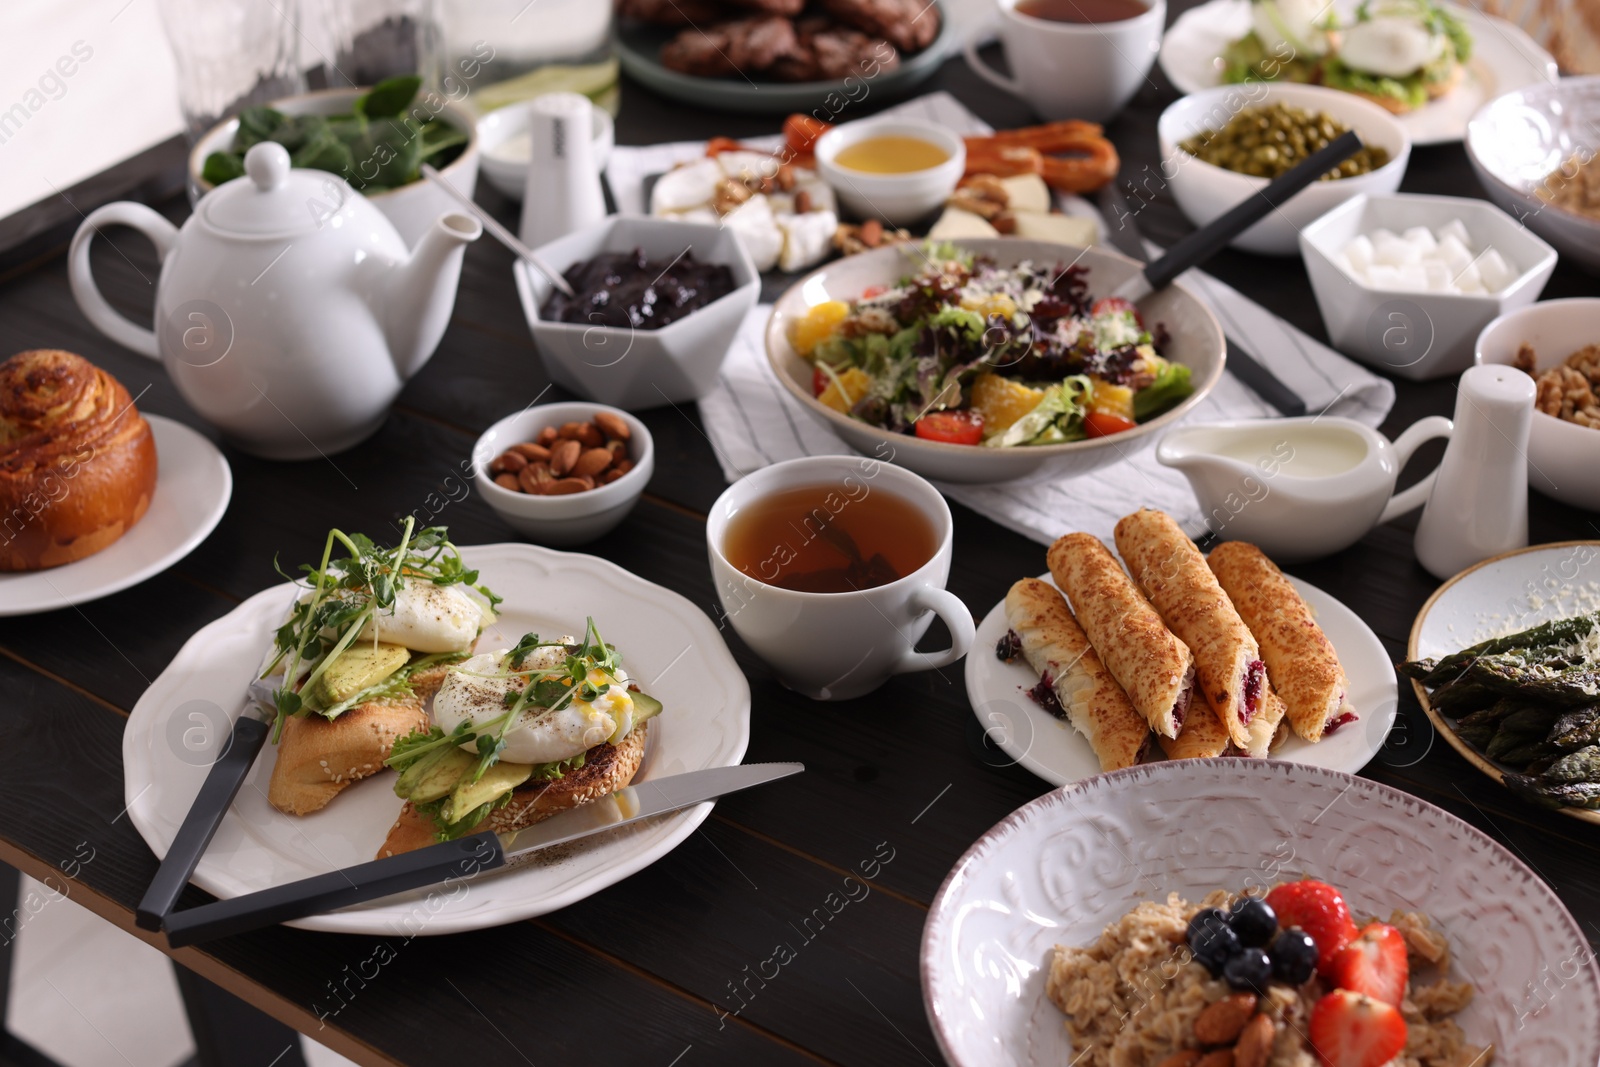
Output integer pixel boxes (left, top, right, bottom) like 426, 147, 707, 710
189, 76, 478, 248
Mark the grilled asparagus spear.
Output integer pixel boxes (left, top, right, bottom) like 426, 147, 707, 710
1400, 611, 1600, 686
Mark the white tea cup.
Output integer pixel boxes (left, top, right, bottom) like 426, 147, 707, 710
706, 456, 975, 701
964, 0, 1166, 123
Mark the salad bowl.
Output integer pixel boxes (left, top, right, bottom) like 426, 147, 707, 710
765, 239, 1225, 484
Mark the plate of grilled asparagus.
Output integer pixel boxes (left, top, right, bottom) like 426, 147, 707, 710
1402, 540, 1600, 822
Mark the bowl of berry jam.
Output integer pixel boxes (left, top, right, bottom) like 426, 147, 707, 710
514, 215, 760, 409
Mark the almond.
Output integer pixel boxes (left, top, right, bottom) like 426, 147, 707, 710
1232, 1014, 1273, 1067
536, 426, 559, 446
516, 464, 545, 493
601, 468, 625, 484
573, 422, 604, 448
605, 439, 628, 460
1195, 1052, 1233, 1067
613, 458, 634, 477
1156, 1053, 1201, 1067
557, 421, 588, 440
489, 450, 527, 475
544, 477, 589, 495
573, 447, 613, 479
1193, 994, 1257, 1046
493, 472, 522, 492
593, 411, 631, 441
550, 439, 581, 476
511, 442, 550, 462
859, 218, 883, 247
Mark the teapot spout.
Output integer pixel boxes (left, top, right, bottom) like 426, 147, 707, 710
386, 213, 482, 379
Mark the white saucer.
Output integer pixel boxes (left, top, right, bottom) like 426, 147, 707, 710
0, 416, 231, 616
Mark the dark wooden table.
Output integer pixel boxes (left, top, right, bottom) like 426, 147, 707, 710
1, 13, 1597, 1067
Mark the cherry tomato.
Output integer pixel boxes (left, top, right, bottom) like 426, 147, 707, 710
914, 410, 985, 445
1091, 296, 1145, 327
812, 366, 829, 397
1084, 412, 1138, 438
784, 114, 831, 158
860, 284, 889, 299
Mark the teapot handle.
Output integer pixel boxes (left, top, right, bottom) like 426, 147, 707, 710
1378, 416, 1454, 525
68, 202, 179, 361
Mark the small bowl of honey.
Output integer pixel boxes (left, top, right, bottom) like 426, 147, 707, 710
814, 119, 966, 227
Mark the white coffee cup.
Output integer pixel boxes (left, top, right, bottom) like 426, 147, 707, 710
706, 456, 975, 701
964, 0, 1166, 123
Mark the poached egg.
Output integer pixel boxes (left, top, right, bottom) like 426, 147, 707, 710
352, 581, 490, 653
432, 646, 636, 765
1339, 11, 1447, 77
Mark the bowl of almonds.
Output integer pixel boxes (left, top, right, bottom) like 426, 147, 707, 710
473, 401, 655, 547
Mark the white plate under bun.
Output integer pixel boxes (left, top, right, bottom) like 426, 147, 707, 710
922, 759, 1600, 1067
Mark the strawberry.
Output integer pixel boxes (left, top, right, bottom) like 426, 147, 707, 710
1265, 880, 1359, 976
1328, 923, 1410, 1007
1309, 989, 1408, 1067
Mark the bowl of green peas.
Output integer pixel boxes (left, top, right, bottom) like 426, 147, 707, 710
1157, 83, 1410, 256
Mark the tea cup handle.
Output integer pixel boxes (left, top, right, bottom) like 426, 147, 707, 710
892, 585, 976, 676
962, 20, 1024, 96
1377, 415, 1453, 525
68, 202, 179, 361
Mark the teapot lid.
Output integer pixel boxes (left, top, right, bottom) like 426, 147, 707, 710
199, 142, 368, 237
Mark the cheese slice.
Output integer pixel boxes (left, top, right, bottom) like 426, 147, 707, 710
1000, 174, 1052, 214
928, 206, 999, 241
1012, 211, 1097, 247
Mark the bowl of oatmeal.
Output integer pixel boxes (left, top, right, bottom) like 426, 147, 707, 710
1475, 298, 1600, 512
920, 759, 1600, 1067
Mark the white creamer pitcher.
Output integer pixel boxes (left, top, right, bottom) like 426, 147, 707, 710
1157, 415, 1453, 562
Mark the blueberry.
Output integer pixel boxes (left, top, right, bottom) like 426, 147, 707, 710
1223, 946, 1273, 992
1270, 927, 1318, 985
1187, 908, 1241, 976
1228, 895, 1278, 947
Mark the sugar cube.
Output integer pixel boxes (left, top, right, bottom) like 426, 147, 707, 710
1374, 233, 1421, 266
1334, 251, 1363, 280
1453, 261, 1483, 291
1403, 227, 1439, 254
1369, 228, 1397, 244
1422, 261, 1454, 291
1365, 264, 1402, 290
1478, 248, 1516, 291
1437, 218, 1473, 250
1345, 234, 1376, 272
1395, 263, 1429, 290
1437, 234, 1473, 274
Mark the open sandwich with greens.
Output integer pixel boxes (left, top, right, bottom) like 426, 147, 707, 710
259, 522, 661, 859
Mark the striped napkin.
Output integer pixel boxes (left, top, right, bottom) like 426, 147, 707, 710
603, 95, 1397, 546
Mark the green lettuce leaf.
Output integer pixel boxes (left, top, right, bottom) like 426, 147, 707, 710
985, 377, 1092, 447
1134, 362, 1194, 421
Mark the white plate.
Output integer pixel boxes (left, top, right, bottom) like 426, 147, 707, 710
966, 571, 1397, 783
122, 543, 751, 935
0, 416, 231, 616
921, 759, 1600, 1067
1408, 540, 1600, 825
1158, 0, 1558, 146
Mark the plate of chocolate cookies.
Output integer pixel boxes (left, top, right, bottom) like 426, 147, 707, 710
616, 0, 952, 114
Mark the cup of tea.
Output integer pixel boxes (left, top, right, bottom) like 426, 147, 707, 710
963, 0, 1167, 123
706, 455, 976, 701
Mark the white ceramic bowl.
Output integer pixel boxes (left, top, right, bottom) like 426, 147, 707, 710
476, 99, 614, 201
472, 401, 655, 547
1474, 298, 1600, 511
514, 215, 761, 410
921, 759, 1600, 1067
1467, 75, 1600, 276
1158, 82, 1411, 255
189, 87, 479, 249
766, 238, 1225, 484
814, 118, 966, 227
1300, 193, 1558, 381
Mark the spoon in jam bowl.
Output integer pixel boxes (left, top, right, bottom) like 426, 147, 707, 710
421, 163, 575, 298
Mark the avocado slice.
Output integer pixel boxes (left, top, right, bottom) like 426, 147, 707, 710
441, 760, 534, 824
395, 745, 477, 803
630, 690, 663, 724
315, 642, 410, 706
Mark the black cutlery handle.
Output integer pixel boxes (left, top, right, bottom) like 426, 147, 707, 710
1226, 337, 1307, 417
135, 715, 271, 931
162, 831, 505, 947
1144, 130, 1363, 293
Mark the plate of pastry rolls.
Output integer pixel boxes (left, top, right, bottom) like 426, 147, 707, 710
966, 508, 1397, 785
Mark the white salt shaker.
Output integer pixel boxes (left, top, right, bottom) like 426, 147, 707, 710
1414, 363, 1535, 580
519, 92, 606, 249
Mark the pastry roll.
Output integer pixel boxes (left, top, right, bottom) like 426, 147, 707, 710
1047, 532, 1195, 739
1207, 541, 1356, 743
1114, 509, 1265, 750
1158, 702, 1230, 760
1001, 578, 1151, 771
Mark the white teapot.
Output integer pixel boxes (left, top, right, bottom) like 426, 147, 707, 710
69, 142, 481, 459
